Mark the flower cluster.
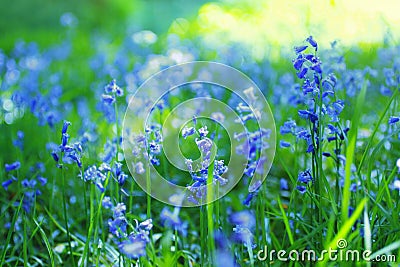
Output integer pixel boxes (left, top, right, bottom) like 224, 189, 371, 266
183, 123, 229, 204
99, 79, 124, 123
280, 36, 348, 194
2, 161, 47, 212
104, 200, 153, 259
51, 120, 82, 168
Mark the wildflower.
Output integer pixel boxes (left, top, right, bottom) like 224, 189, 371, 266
231, 226, 255, 248
118, 236, 147, 259
13, 130, 24, 150
389, 116, 400, 125
229, 210, 255, 229
2, 177, 17, 191
294, 45, 308, 54
397, 158, 400, 171
62, 120, 71, 134
136, 161, 145, 174
160, 207, 186, 234
198, 126, 209, 138
280, 178, 289, 190
280, 140, 291, 148
182, 126, 195, 139
296, 185, 307, 194
5, 161, 21, 172
37, 176, 47, 186
102, 94, 115, 105
306, 36, 318, 50
298, 170, 313, 184
102, 196, 113, 209
104, 79, 123, 96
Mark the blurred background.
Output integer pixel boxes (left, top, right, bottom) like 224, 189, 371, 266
1, 0, 400, 56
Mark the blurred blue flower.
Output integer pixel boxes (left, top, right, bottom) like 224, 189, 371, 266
5, 161, 21, 172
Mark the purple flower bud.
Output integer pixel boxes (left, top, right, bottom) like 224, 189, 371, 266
51, 151, 59, 162
62, 121, 71, 134
61, 133, 69, 147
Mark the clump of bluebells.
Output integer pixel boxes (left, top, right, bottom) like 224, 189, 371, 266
2, 161, 47, 212
99, 79, 124, 123
281, 36, 348, 195
233, 87, 272, 206
103, 199, 153, 259
182, 122, 229, 204
51, 120, 82, 169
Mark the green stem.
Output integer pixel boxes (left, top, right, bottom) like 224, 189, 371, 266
62, 167, 76, 266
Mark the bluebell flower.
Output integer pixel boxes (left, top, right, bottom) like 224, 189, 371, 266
296, 185, 307, 194
2, 177, 17, 191
135, 162, 145, 174
389, 116, 399, 125
198, 126, 209, 138
102, 196, 113, 209
294, 45, 308, 54
298, 170, 313, 184
104, 79, 123, 96
102, 94, 115, 105
280, 120, 296, 135
108, 217, 128, 238
242, 192, 256, 206
13, 130, 24, 150
280, 178, 289, 190
297, 67, 308, 79
231, 226, 256, 248
280, 140, 291, 148
62, 120, 71, 134
37, 176, 47, 186
160, 207, 187, 235
118, 236, 147, 259
229, 210, 255, 229
113, 203, 126, 218
5, 161, 21, 172
306, 36, 318, 50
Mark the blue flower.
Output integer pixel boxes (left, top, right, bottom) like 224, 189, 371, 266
298, 170, 313, 184
280, 140, 291, 148
102, 196, 113, 209
182, 126, 195, 139
229, 210, 255, 229
294, 45, 308, 54
280, 178, 289, 190
306, 36, 318, 50
118, 236, 147, 259
389, 116, 399, 125
231, 226, 255, 248
13, 130, 24, 150
5, 161, 21, 172
2, 177, 17, 191
296, 185, 307, 194
62, 120, 71, 134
